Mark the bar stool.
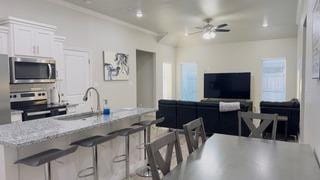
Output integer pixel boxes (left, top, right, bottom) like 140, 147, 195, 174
132, 117, 164, 177
108, 125, 146, 180
71, 133, 120, 180
15, 145, 78, 180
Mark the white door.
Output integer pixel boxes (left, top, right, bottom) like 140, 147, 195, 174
63, 49, 91, 113
13, 25, 35, 57
35, 29, 53, 58
0, 32, 8, 54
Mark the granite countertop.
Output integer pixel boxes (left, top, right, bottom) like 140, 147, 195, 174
0, 108, 155, 148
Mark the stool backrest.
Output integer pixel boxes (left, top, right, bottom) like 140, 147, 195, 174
146, 131, 183, 180
238, 111, 278, 140
183, 118, 207, 154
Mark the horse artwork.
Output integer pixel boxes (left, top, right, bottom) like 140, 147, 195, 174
103, 51, 129, 80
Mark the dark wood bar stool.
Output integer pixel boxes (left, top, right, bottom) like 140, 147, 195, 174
71, 133, 120, 180
131, 117, 165, 177
15, 146, 78, 180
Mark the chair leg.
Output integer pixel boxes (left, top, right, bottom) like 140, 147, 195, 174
93, 145, 98, 180
44, 162, 51, 180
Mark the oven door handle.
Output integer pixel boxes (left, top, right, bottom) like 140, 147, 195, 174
48, 64, 52, 79
26, 110, 51, 116
58, 108, 67, 112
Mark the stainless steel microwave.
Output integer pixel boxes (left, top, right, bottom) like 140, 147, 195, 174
9, 57, 56, 84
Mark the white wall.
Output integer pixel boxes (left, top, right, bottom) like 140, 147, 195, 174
176, 38, 297, 110
0, 0, 176, 108
136, 50, 155, 108
297, 0, 320, 158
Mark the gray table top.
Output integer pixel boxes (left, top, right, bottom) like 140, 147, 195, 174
164, 134, 320, 180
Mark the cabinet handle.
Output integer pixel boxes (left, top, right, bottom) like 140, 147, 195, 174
37, 46, 40, 54
33, 46, 36, 54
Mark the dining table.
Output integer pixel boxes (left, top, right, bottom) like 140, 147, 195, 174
163, 134, 320, 180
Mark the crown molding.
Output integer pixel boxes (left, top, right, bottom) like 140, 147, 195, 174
46, 0, 158, 36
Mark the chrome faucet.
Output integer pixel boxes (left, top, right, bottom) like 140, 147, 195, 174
83, 87, 102, 113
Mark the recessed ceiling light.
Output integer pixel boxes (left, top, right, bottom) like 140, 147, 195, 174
262, 22, 269, 28
136, 10, 143, 18
262, 16, 269, 27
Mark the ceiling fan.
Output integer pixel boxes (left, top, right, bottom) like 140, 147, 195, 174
187, 18, 231, 40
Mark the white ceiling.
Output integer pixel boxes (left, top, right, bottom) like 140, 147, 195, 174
64, 0, 298, 46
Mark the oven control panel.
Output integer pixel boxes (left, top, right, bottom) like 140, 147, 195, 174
10, 91, 47, 102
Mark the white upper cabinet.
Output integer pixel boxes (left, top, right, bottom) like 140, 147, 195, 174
13, 24, 34, 57
35, 29, 54, 58
53, 36, 66, 81
0, 17, 56, 58
0, 26, 8, 54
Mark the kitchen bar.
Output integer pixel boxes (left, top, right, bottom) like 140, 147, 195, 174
0, 108, 154, 180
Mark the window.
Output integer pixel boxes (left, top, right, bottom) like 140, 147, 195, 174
261, 58, 286, 102
163, 63, 173, 99
181, 63, 197, 101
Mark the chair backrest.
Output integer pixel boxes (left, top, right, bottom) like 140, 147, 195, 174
146, 131, 183, 180
238, 111, 278, 140
183, 118, 207, 154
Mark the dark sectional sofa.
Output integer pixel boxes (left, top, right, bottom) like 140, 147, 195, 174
260, 99, 300, 138
156, 99, 252, 136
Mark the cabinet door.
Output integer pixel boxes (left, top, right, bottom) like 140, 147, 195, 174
35, 29, 53, 58
53, 41, 65, 80
13, 25, 35, 57
0, 32, 8, 54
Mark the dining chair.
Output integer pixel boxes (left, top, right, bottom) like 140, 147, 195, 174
183, 117, 207, 154
146, 131, 183, 180
238, 111, 278, 140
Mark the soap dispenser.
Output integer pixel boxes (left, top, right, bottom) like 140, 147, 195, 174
103, 99, 110, 115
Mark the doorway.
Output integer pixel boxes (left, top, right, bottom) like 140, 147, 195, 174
136, 50, 156, 108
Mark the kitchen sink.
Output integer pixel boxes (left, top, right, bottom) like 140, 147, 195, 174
55, 112, 101, 121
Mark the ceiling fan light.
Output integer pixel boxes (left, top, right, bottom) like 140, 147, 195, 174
209, 31, 216, 38
202, 32, 211, 40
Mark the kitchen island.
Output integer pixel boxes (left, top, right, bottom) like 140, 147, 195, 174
0, 108, 155, 180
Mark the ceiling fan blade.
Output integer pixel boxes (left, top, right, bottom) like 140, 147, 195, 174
216, 24, 228, 28
195, 26, 204, 30
188, 30, 203, 35
215, 29, 230, 32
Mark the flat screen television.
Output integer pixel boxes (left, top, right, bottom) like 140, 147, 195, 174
204, 72, 251, 99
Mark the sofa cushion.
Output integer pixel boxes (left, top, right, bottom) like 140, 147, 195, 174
157, 99, 178, 128
197, 102, 219, 135
176, 101, 198, 129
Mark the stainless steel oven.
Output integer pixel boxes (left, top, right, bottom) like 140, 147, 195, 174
10, 91, 67, 121
9, 57, 56, 84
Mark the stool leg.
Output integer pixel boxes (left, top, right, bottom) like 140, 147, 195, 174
125, 135, 130, 179
44, 162, 51, 180
136, 126, 153, 177
143, 129, 147, 160
93, 145, 98, 180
